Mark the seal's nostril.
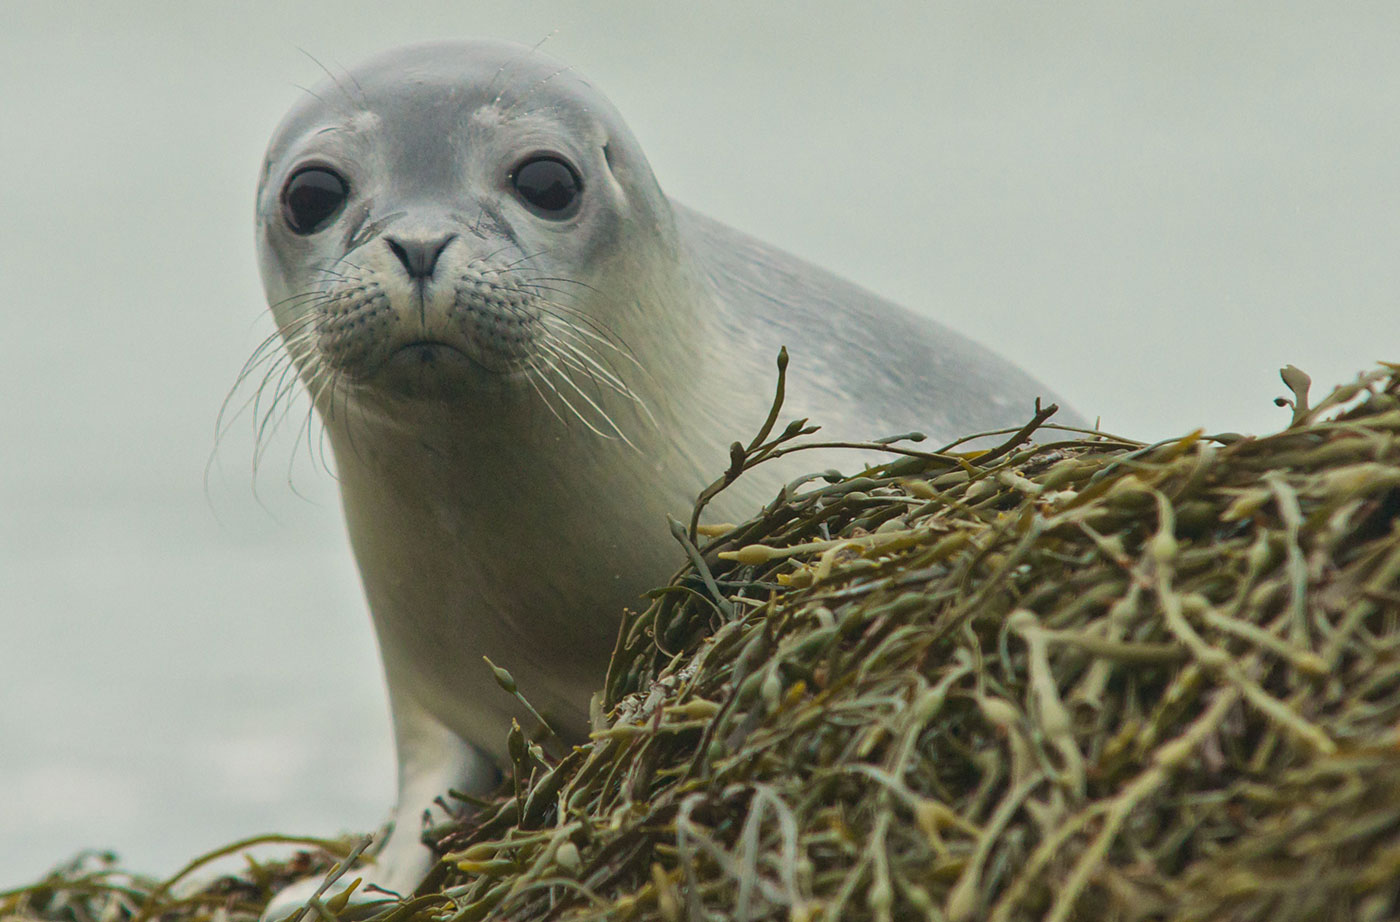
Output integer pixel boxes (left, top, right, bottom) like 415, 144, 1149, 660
385, 234, 456, 280
385, 238, 411, 272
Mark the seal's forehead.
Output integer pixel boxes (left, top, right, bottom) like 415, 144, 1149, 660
350, 39, 572, 99
266, 39, 614, 159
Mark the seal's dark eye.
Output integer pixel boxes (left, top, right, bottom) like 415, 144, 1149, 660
282, 167, 349, 235
511, 157, 581, 218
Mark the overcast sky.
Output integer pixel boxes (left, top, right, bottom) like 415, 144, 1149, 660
3, 0, 1398, 885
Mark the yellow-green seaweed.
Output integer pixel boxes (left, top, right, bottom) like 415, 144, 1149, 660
7, 362, 1400, 922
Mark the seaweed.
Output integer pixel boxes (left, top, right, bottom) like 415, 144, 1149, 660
8, 361, 1400, 922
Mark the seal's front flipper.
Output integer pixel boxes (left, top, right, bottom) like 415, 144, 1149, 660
261, 697, 497, 922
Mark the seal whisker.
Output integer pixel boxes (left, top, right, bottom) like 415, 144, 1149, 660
509, 279, 590, 305
521, 290, 647, 376
483, 249, 552, 273
487, 30, 559, 109
507, 280, 637, 356
539, 312, 645, 371
302, 354, 340, 422
271, 329, 325, 394
268, 324, 327, 394
243, 313, 319, 371
258, 377, 307, 478
252, 297, 328, 345
465, 243, 519, 269
209, 331, 302, 497
525, 356, 627, 445
253, 354, 311, 475
538, 334, 630, 396
494, 289, 643, 387
534, 324, 638, 400
540, 340, 655, 436
288, 337, 359, 465
326, 256, 370, 273
533, 349, 638, 449
308, 268, 362, 284
316, 255, 373, 284
312, 370, 349, 478
219, 350, 300, 464
501, 65, 576, 119
516, 286, 629, 344
295, 359, 343, 479
297, 48, 361, 113
251, 344, 302, 428
534, 339, 615, 406
246, 357, 293, 479
331, 55, 371, 109
265, 291, 332, 316
284, 373, 322, 479
210, 313, 324, 496
519, 361, 569, 427
299, 356, 339, 425
516, 273, 603, 297
290, 83, 334, 112
263, 298, 330, 328
219, 314, 319, 432
332, 364, 370, 465
542, 336, 658, 430
312, 255, 369, 274
485, 262, 591, 288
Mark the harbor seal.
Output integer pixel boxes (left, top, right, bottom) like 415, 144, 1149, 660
253, 39, 1082, 916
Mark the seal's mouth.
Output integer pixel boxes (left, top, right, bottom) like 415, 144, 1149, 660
360, 338, 530, 400
379, 339, 528, 376
386, 340, 474, 368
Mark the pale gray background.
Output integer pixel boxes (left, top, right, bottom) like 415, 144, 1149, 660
3, 1, 1398, 885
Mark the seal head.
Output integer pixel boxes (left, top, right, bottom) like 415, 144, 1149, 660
257, 42, 683, 418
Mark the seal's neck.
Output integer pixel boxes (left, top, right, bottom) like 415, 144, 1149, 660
322, 372, 703, 511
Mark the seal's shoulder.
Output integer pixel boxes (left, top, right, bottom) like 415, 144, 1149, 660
671, 204, 1079, 437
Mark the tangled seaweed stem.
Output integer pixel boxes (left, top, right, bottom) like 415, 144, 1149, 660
687, 347, 793, 544
667, 515, 735, 621
1278, 363, 1313, 427
271, 835, 375, 922
1045, 687, 1241, 922
744, 346, 789, 454
483, 655, 559, 743
128, 834, 366, 922
1149, 490, 1336, 756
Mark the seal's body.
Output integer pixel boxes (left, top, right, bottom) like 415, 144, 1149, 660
255, 40, 1080, 915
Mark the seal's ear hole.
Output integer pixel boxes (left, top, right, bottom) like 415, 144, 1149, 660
510, 155, 582, 220
282, 167, 350, 235
602, 142, 616, 173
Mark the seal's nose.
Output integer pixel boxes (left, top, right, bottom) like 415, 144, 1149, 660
385, 233, 456, 280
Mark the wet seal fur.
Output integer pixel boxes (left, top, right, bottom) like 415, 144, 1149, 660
253, 39, 1082, 917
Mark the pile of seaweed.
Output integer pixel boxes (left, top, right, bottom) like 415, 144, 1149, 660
7, 360, 1400, 922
